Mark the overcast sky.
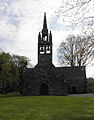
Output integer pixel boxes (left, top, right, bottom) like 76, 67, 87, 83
0, 0, 94, 78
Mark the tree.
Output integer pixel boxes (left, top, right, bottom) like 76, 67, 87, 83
57, 34, 93, 66
0, 52, 31, 93
0, 52, 14, 93
11, 55, 30, 70
11, 55, 31, 92
56, 0, 94, 34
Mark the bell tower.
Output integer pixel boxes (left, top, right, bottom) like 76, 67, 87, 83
38, 13, 53, 66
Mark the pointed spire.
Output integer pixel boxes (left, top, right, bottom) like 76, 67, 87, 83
38, 32, 41, 38
38, 32, 41, 42
50, 31, 52, 36
49, 31, 52, 43
43, 12, 47, 29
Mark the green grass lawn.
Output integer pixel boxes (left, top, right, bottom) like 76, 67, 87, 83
0, 93, 94, 120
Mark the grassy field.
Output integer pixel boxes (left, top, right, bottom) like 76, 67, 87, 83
0, 93, 94, 120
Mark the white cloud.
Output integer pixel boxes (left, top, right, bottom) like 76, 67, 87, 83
0, 19, 17, 38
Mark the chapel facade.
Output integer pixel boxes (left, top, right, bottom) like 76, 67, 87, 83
20, 13, 87, 96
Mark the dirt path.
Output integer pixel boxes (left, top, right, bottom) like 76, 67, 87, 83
68, 93, 94, 97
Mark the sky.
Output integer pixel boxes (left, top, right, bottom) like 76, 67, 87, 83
0, 0, 94, 78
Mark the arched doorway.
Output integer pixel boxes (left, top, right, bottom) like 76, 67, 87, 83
72, 87, 76, 94
40, 83, 48, 95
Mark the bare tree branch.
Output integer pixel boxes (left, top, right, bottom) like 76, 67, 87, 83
56, 0, 94, 32
57, 34, 94, 66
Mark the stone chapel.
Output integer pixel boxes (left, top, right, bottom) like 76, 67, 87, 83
20, 13, 87, 96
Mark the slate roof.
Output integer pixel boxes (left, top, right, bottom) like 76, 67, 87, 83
55, 66, 86, 81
